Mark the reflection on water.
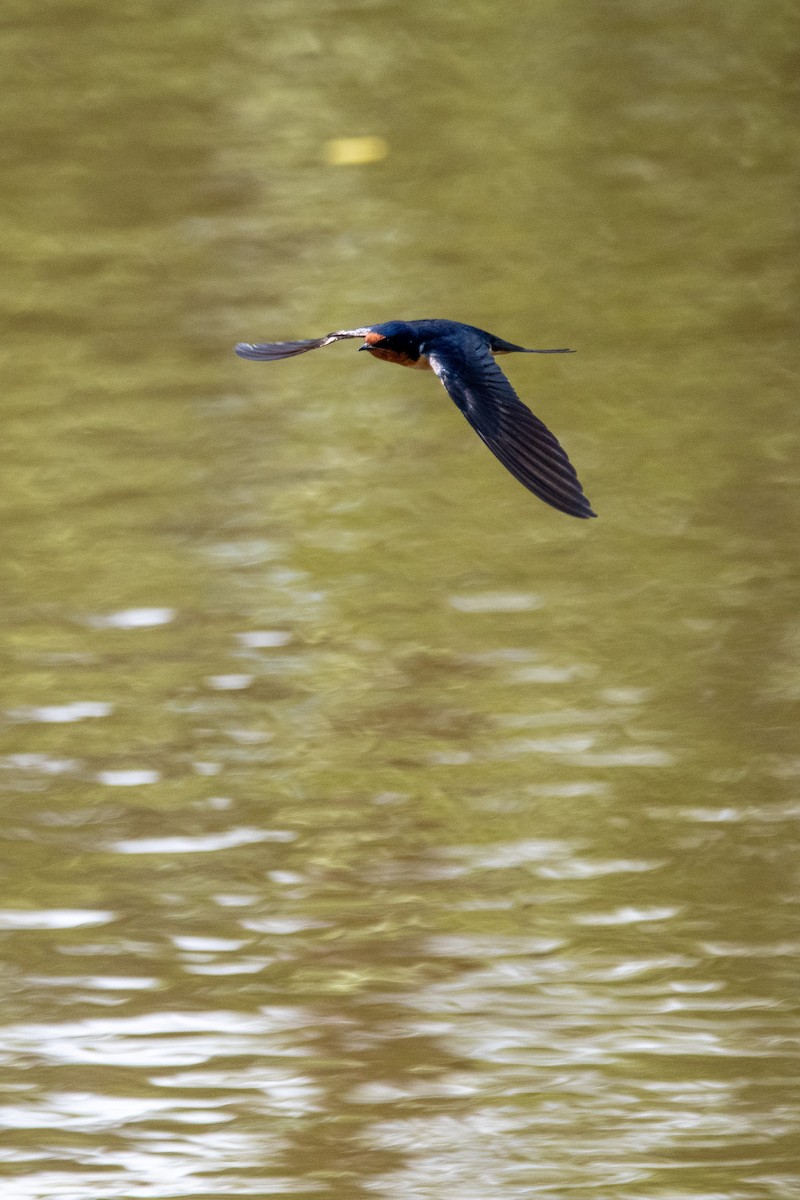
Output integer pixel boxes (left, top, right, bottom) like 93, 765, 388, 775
1, 0, 799, 1197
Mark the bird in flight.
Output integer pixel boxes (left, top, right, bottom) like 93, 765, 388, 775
235, 318, 595, 519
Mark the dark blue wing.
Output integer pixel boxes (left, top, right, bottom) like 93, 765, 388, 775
427, 334, 595, 519
235, 328, 372, 361
235, 337, 334, 360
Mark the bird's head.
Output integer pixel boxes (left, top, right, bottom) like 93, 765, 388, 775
358, 321, 418, 357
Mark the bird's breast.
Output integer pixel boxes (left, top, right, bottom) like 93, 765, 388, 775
367, 346, 432, 369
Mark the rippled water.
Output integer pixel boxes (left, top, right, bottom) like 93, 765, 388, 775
1, 1, 799, 1197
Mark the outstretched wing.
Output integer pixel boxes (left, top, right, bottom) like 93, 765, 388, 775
427, 334, 595, 518
235, 328, 371, 361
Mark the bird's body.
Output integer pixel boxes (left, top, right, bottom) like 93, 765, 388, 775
235, 319, 595, 519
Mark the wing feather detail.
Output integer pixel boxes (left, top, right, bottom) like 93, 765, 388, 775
234, 328, 371, 361
427, 335, 595, 518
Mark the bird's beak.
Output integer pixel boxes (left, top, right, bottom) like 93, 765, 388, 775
357, 343, 370, 352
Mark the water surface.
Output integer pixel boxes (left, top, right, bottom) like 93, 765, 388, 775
1, 1, 799, 1197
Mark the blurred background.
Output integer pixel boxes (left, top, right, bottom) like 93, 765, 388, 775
1, 0, 799, 1196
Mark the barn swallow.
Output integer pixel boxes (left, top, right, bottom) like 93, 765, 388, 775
235, 319, 595, 518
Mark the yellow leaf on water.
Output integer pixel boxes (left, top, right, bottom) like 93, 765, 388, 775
324, 136, 388, 166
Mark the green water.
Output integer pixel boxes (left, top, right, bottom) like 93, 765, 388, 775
1, 1, 798, 1197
